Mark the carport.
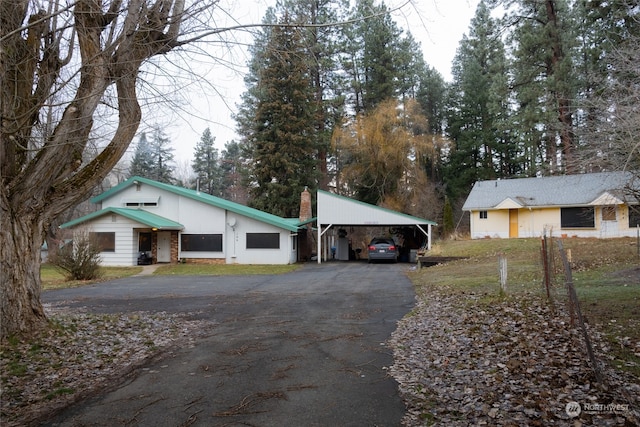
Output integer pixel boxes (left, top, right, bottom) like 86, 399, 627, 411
316, 190, 437, 263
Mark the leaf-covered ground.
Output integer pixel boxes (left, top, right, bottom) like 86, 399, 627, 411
389, 287, 640, 426
0, 304, 208, 427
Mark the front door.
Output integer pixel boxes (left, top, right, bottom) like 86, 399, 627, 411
157, 232, 171, 263
509, 209, 519, 238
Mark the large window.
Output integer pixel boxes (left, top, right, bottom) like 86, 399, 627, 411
560, 207, 595, 228
246, 233, 280, 249
181, 234, 223, 252
90, 232, 115, 252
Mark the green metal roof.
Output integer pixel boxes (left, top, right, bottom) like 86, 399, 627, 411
91, 176, 304, 232
60, 207, 184, 230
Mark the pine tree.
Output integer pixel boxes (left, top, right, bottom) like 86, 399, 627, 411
444, 0, 510, 199
129, 133, 154, 178
149, 126, 175, 184
246, 15, 319, 217
344, 0, 403, 113
192, 128, 222, 195
508, 0, 577, 174
220, 141, 249, 204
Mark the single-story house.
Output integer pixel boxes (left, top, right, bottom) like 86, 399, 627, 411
462, 171, 640, 239
61, 176, 314, 266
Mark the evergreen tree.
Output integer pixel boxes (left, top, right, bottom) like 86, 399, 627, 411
344, 0, 403, 113
192, 128, 222, 195
507, 0, 577, 174
149, 126, 175, 184
444, 0, 510, 199
246, 14, 319, 217
129, 132, 154, 178
220, 141, 249, 204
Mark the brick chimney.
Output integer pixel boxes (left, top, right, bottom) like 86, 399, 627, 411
299, 186, 312, 222
298, 187, 313, 261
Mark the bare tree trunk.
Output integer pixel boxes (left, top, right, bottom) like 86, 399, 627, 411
0, 200, 48, 338
1, 0, 189, 340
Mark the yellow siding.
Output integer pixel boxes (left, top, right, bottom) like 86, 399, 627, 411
471, 205, 639, 239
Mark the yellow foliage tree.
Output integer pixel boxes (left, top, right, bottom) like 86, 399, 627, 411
332, 98, 442, 219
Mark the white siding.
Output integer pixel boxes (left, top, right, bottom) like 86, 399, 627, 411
227, 215, 293, 264
96, 182, 296, 264
77, 215, 141, 266
318, 191, 432, 225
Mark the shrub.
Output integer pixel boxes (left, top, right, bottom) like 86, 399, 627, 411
50, 229, 103, 280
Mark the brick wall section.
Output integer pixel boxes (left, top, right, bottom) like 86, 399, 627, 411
299, 187, 312, 222
171, 231, 179, 263
298, 187, 313, 261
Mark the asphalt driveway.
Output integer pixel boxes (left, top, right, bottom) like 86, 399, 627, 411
42, 262, 416, 426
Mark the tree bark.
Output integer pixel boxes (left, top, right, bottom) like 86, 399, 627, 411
0, 198, 48, 338
0, 0, 188, 340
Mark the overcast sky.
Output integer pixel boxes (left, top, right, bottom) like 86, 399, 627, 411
142, 0, 481, 168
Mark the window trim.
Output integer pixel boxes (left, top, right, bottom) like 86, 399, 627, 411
479, 210, 488, 219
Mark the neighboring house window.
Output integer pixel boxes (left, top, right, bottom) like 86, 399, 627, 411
247, 233, 280, 249
629, 206, 640, 228
560, 207, 595, 228
181, 234, 223, 251
602, 206, 616, 221
479, 211, 488, 219
91, 232, 115, 252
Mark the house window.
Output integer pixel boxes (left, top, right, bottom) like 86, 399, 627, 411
602, 206, 616, 221
560, 207, 595, 228
181, 234, 223, 252
90, 232, 115, 252
479, 211, 488, 219
246, 233, 280, 249
629, 206, 640, 228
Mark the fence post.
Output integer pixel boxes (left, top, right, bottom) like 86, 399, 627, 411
541, 235, 551, 299
557, 240, 602, 383
499, 254, 507, 295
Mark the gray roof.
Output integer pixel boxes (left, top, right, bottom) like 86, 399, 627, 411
462, 171, 638, 210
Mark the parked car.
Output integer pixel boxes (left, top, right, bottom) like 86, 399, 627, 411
367, 237, 398, 263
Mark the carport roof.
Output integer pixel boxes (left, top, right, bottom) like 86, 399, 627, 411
317, 190, 437, 226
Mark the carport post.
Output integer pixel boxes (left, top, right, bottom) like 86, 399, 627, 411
317, 224, 333, 264
416, 224, 432, 251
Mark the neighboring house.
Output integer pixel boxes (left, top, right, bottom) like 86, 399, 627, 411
462, 171, 640, 239
61, 176, 311, 266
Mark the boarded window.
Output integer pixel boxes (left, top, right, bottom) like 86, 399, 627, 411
91, 232, 115, 252
479, 211, 488, 219
560, 207, 595, 228
181, 234, 223, 252
629, 206, 640, 228
602, 206, 616, 221
246, 233, 280, 249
